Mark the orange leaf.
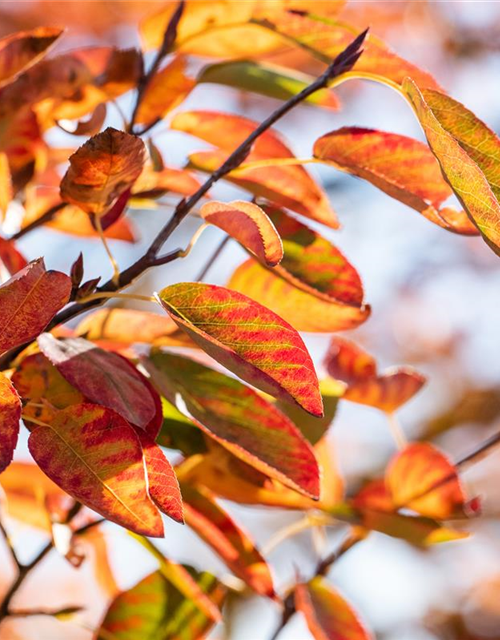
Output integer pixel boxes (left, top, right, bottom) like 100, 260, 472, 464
38, 334, 162, 435
135, 55, 194, 127
144, 352, 320, 499
0, 151, 12, 218
0, 27, 63, 88
171, 110, 338, 228
295, 577, 374, 640
200, 200, 283, 266
28, 403, 163, 537
313, 127, 478, 236
325, 337, 425, 412
0, 372, 21, 473
386, 443, 467, 519
156, 283, 323, 417
0, 258, 71, 353
0, 238, 27, 276
181, 483, 275, 598
60, 127, 146, 217
133, 165, 201, 199
228, 209, 369, 332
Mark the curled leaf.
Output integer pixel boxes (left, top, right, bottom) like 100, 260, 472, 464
200, 200, 283, 266
156, 283, 323, 416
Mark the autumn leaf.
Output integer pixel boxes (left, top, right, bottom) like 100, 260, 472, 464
135, 55, 195, 127
60, 127, 146, 217
0, 27, 63, 88
325, 337, 425, 412
295, 577, 374, 640
155, 283, 323, 416
0, 372, 21, 473
172, 110, 339, 228
404, 78, 500, 255
0, 151, 12, 218
132, 165, 201, 200
181, 483, 275, 598
0, 258, 71, 353
144, 351, 321, 499
313, 127, 478, 235
57, 103, 107, 137
96, 567, 225, 640
199, 200, 283, 266
38, 334, 162, 434
198, 60, 340, 109
0, 237, 28, 276
228, 208, 369, 332
386, 443, 468, 519
28, 403, 163, 537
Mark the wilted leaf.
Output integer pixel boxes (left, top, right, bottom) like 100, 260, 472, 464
228, 209, 369, 332
295, 577, 373, 640
144, 352, 320, 499
97, 566, 225, 640
0, 27, 62, 88
28, 403, 163, 537
38, 334, 161, 434
386, 443, 467, 519
172, 110, 338, 228
60, 127, 146, 217
404, 78, 500, 255
181, 483, 275, 597
156, 283, 323, 416
0, 258, 71, 353
0, 372, 21, 473
325, 337, 425, 412
198, 60, 340, 109
313, 127, 478, 235
200, 200, 283, 266
135, 55, 194, 127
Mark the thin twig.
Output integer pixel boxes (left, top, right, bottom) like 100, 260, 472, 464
0, 520, 22, 571
196, 235, 231, 282
10, 202, 66, 242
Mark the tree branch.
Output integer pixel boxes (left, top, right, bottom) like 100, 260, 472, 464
10, 202, 66, 242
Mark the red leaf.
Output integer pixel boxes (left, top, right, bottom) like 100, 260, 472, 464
28, 403, 163, 537
0, 258, 71, 352
156, 282, 323, 417
0, 372, 21, 473
0, 238, 28, 276
37, 334, 161, 434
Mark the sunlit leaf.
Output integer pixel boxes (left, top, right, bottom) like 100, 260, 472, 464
0, 258, 71, 353
181, 483, 275, 597
295, 577, 374, 640
60, 127, 146, 217
325, 337, 425, 412
57, 103, 107, 137
132, 165, 201, 200
171, 110, 338, 228
404, 78, 500, 255
144, 352, 320, 499
313, 127, 478, 235
28, 403, 163, 536
156, 283, 323, 416
0, 238, 28, 276
38, 334, 161, 434
198, 60, 340, 109
0, 151, 12, 218
0, 372, 21, 473
200, 200, 283, 266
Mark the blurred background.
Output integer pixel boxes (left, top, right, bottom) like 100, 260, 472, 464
1, 2, 500, 639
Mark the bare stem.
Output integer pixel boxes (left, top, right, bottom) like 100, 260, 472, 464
386, 412, 407, 450
196, 235, 231, 282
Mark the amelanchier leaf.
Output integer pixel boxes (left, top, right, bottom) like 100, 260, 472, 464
135, 55, 194, 127
38, 334, 162, 434
313, 127, 478, 235
295, 577, 374, 640
199, 200, 283, 266
181, 483, 275, 598
144, 352, 320, 499
325, 337, 425, 412
0, 27, 63, 88
60, 127, 146, 217
0, 238, 27, 276
156, 284, 323, 416
228, 209, 370, 332
198, 60, 340, 109
404, 78, 500, 255
0, 258, 71, 353
28, 403, 164, 537
386, 442, 468, 519
0, 372, 21, 473
96, 567, 225, 640
171, 110, 339, 228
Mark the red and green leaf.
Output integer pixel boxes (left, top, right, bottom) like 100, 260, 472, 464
156, 283, 323, 416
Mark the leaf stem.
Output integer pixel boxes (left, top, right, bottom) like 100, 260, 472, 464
95, 216, 120, 286
386, 412, 407, 450
77, 291, 156, 304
